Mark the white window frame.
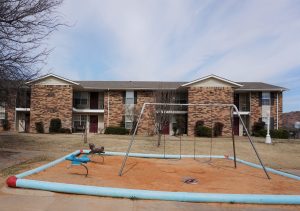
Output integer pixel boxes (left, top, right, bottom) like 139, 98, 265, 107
0, 104, 5, 120
73, 115, 87, 128
262, 92, 270, 106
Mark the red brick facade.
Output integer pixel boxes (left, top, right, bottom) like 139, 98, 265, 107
187, 87, 234, 136
29, 85, 73, 133
136, 91, 155, 135
250, 92, 261, 128
1, 75, 285, 137
104, 91, 124, 127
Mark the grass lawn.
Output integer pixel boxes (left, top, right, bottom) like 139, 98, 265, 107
0, 132, 300, 177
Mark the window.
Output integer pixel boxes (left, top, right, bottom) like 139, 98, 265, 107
125, 91, 134, 104
74, 92, 88, 108
73, 115, 87, 128
261, 92, 270, 105
125, 122, 133, 130
0, 104, 5, 120
123, 91, 137, 104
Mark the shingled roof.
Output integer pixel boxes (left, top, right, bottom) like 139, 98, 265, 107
75, 80, 286, 91
75, 81, 185, 90
236, 82, 286, 91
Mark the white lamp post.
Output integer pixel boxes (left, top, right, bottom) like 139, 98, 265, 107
265, 112, 272, 144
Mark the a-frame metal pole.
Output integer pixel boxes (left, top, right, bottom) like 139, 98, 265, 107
230, 106, 237, 168
232, 105, 271, 179
119, 103, 146, 176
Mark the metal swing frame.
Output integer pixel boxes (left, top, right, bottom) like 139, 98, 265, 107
118, 103, 270, 179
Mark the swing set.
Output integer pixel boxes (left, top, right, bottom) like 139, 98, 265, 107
119, 103, 270, 179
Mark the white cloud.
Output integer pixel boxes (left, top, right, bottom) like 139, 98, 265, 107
46, 0, 300, 85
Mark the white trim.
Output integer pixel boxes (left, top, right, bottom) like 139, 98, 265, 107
236, 88, 286, 91
233, 111, 250, 115
16, 108, 30, 112
72, 108, 104, 113
181, 74, 243, 87
26, 73, 79, 85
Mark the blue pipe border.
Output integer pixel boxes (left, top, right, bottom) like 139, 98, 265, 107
9, 150, 300, 204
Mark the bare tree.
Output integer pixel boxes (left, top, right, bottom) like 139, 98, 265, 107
0, 0, 64, 103
153, 90, 176, 147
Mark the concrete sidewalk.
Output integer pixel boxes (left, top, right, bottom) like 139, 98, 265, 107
0, 185, 299, 211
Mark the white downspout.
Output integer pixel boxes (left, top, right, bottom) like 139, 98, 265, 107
276, 92, 279, 130
107, 88, 110, 127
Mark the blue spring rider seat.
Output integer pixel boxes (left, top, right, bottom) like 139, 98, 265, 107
66, 154, 91, 177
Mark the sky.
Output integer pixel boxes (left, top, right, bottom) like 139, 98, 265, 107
45, 0, 300, 112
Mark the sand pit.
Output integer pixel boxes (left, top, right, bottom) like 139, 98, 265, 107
26, 155, 300, 195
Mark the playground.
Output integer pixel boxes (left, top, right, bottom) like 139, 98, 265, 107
26, 155, 300, 195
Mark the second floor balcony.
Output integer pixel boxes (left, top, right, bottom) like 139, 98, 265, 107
234, 93, 250, 112
73, 91, 104, 110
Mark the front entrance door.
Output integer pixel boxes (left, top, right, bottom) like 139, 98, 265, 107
89, 115, 98, 133
162, 122, 169, 135
25, 113, 30, 133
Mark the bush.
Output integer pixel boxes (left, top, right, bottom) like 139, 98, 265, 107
59, 128, 71, 134
253, 129, 267, 137
194, 120, 204, 135
49, 118, 62, 133
195, 125, 212, 137
35, 122, 44, 133
104, 126, 129, 135
252, 121, 266, 137
213, 122, 224, 137
270, 129, 289, 139
2, 119, 10, 131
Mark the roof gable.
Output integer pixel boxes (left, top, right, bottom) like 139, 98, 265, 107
26, 74, 79, 86
182, 74, 242, 88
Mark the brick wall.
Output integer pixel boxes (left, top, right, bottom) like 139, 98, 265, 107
30, 85, 73, 133
136, 91, 155, 135
270, 92, 283, 128
250, 92, 261, 130
104, 90, 124, 127
187, 87, 234, 136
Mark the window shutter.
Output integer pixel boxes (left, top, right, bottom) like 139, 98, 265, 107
134, 91, 137, 104
122, 91, 126, 104
271, 92, 275, 106
270, 117, 274, 130
258, 92, 262, 106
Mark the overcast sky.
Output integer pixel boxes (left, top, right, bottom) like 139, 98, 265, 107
45, 0, 300, 112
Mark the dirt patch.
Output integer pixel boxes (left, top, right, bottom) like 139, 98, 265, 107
0, 151, 20, 159
27, 156, 300, 194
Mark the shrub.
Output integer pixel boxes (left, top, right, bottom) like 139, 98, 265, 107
195, 125, 212, 137
253, 129, 267, 137
2, 119, 10, 131
49, 118, 62, 133
252, 121, 266, 137
35, 122, 44, 133
270, 129, 289, 139
104, 126, 129, 135
213, 122, 224, 137
59, 128, 71, 134
194, 120, 204, 135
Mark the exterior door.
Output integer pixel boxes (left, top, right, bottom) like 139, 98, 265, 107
89, 115, 98, 133
90, 92, 98, 109
162, 122, 170, 135
25, 113, 30, 133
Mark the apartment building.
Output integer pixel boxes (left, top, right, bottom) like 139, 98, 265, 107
0, 74, 286, 136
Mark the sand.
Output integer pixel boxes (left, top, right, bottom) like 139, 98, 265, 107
27, 155, 300, 194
